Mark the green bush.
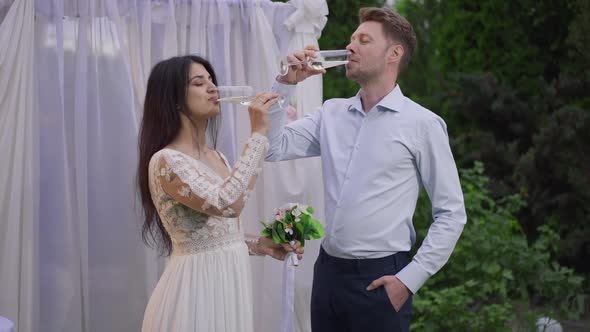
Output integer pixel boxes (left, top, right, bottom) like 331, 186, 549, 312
411, 162, 586, 331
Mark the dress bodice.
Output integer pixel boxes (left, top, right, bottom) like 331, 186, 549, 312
148, 133, 269, 255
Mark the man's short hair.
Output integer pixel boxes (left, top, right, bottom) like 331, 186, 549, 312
359, 7, 417, 71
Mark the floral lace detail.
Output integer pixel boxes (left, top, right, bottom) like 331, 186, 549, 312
243, 189, 252, 203
219, 133, 269, 207
222, 208, 236, 218
178, 185, 191, 197
172, 229, 245, 256
147, 133, 269, 255
160, 133, 268, 215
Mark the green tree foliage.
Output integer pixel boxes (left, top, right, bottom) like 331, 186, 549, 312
395, 0, 590, 274
411, 163, 586, 331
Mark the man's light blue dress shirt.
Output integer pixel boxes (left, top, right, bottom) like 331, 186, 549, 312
266, 82, 467, 293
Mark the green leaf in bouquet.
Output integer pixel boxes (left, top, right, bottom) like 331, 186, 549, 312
315, 219, 325, 235
277, 222, 288, 242
271, 227, 281, 244
306, 206, 314, 214
292, 225, 302, 242
308, 219, 325, 239
299, 214, 310, 224
294, 220, 305, 235
301, 228, 312, 241
284, 211, 293, 224
299, 221, 310, 234
261, 228, 271, 238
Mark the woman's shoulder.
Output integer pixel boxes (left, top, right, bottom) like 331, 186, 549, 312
148, 148, 179, 171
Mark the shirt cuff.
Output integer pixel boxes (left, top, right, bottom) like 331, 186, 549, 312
395, 261, 431, 294
272, 80, 296, 98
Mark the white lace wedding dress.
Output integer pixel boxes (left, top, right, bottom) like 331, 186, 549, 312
141, 133, 269, 332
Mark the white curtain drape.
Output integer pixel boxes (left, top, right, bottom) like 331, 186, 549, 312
0, 0, 328, 331
0, 1, 37, 332
246, 1, 328, 331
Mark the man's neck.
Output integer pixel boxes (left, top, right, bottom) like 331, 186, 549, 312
359, 75, 397, 113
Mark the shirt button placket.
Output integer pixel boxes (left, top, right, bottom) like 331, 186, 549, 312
337, 118, 363, 206
344, 118, 363, 182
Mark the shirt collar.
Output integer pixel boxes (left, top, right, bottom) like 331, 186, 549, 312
347, 85, 405, 114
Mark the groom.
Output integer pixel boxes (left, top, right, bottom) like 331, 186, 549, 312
264, 7, 467, 332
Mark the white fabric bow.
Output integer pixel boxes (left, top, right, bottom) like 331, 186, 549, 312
284, 0, 328, 38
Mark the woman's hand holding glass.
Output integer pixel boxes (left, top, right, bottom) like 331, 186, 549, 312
246, 92, 279, 136
215, 86, 280, 135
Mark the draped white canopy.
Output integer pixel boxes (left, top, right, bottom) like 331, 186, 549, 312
0, 0, 328, 331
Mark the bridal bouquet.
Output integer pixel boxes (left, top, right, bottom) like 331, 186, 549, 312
260, 203, 325, 250
261, 203, 324, 332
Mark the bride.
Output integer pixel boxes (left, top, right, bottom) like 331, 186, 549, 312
136, 55, 303, 332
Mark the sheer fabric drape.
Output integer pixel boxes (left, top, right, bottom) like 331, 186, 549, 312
0, 0, 327, 331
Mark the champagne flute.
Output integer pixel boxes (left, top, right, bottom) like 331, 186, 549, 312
279, 49, 349, 76
216, 86, 287, 109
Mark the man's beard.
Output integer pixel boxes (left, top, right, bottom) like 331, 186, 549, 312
346, 65, 379, 85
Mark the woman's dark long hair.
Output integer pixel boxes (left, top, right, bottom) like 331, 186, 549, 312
137, 55, 220, 256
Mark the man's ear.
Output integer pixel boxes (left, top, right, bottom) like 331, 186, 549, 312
387, 44, 404, 65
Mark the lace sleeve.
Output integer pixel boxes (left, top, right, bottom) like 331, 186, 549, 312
157, 133, 269, 218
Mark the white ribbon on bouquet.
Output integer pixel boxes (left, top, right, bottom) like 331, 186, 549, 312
281, 242, 299, 332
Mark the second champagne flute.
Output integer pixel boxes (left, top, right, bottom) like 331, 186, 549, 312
216, 86, 287, 109
279, 49, 349, 76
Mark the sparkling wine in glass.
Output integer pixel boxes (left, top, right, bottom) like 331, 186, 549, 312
280, 49, 349, 76
216, 86, 286, 109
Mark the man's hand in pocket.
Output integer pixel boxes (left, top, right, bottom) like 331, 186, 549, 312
367, 275, 410, 312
